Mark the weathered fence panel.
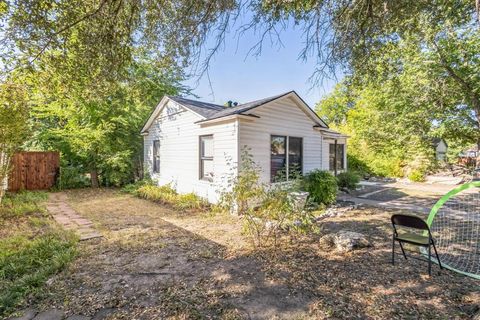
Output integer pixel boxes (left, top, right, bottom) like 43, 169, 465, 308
8, 152, 60, 191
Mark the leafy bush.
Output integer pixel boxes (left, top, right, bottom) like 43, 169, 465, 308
302, 170, 338, 205
336, 171, 360, 190
121, 178, 155, 194
408, 170, 425, 182
219, 149, 319, 249
347, 154, 372, 177
218, 150, 265, 216
56, 166, 90, 190
135, 184, 209, 211
174, 193, 209, 211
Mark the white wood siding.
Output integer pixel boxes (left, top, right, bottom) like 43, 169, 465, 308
238, 97, 324, 182
144, 100, 238, 203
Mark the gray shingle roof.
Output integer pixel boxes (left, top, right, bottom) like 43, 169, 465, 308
168, 96, 226, 118
166, 90, 328, 128
202, 91, 293, 120
169, 91, 294, 121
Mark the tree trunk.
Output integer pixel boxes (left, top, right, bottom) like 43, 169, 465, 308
90, 169, 99, 188
0, 152, 11, 205
0, 186, 5, 205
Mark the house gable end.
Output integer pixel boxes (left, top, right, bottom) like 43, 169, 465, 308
141, 96, 206, 134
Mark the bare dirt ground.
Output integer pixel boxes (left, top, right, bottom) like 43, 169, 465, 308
24, 189, 479, 319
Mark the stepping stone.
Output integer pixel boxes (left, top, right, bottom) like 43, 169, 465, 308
7, 308, 37, 320
33, 309, 64, 320
47, 193, 102, 241
80, 232, 102, 241
92, 308, 115, 320
66, 316, 91, 320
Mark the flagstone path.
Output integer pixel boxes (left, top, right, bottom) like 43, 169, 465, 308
47, 193, 102, 241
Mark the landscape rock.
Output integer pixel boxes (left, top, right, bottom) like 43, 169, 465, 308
317, 201, 357, 219
7, 309, 37, 320
33, 309, 64, 320
319, 231, 371, 252
66, 315, 91, 320
92, 308, 116, 320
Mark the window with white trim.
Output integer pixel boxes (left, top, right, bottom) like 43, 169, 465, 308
199, 135, 214, 181
153, 140, 160, 173
271, 135, 303, 182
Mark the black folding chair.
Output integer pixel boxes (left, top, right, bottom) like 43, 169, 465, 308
391, 214, 443, 276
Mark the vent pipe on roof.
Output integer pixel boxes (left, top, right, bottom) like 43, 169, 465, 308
226, 101, 238, 107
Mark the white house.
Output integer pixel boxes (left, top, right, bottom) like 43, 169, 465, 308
141, 91, 348, 203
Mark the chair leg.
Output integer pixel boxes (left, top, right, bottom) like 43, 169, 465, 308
398, 242, 407, 260
432, 242, 443, 269
428, 244, 432, 276
392, 235, 395, 265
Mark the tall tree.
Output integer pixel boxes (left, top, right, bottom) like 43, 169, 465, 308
0, 82, 30, 203
29, 52, 186, 187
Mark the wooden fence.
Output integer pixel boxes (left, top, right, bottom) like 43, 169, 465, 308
8, 151, 60, 191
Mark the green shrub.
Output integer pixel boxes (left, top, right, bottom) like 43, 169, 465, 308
135, 184, 209, 211
408, 169, 425, 182
56, 166, 90, 190
174, 193, 209, 211
302, 170, 338, 205
336, 171, 360, 190
121, 178, 155, 194
136, 184, 176, 203
347, 154, 372, 176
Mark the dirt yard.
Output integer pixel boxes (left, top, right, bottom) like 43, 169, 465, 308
22, 189, 479, 319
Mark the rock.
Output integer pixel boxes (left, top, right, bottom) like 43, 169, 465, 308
319, 231, 371, 252
66, 316, 91, 320
7, 309, 37, 320
318, 202, 357, 220
92, 308, 115, 320
33, 309, 64, 320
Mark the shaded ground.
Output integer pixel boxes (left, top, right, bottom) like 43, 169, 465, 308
13, 189, 480, 319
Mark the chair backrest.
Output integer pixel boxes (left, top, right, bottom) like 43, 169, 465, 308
391, 214, 429, 230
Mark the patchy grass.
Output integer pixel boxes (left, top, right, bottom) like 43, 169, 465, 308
21, 189, 480, 319
0, 191, 77, 317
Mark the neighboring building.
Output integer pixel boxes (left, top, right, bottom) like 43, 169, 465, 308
141, 91, 348, 203
432, 138, 448, 161
458, 145, 479, 167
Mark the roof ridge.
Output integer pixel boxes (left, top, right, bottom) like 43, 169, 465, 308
168, 95, 227, 110
236, 91, 294, 107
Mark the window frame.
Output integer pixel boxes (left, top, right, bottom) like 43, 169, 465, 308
329, 142, 345, 172
199, 135, 214, 181
270, 135, 303, 182
288, 136, 303, 180
153, 140, 160, 174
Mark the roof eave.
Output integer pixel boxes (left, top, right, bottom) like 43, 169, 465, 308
195, 114, 259, 125
314, 126, 349, 138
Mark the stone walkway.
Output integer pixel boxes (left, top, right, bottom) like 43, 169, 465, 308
47, 193, 102, 241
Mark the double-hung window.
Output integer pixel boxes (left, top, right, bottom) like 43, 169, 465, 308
270, 135, 303, 182
153, 140, 160, 173
199, 135, 214, 181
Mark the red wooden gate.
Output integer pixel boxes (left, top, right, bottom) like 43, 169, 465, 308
8, 152, 60, 191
